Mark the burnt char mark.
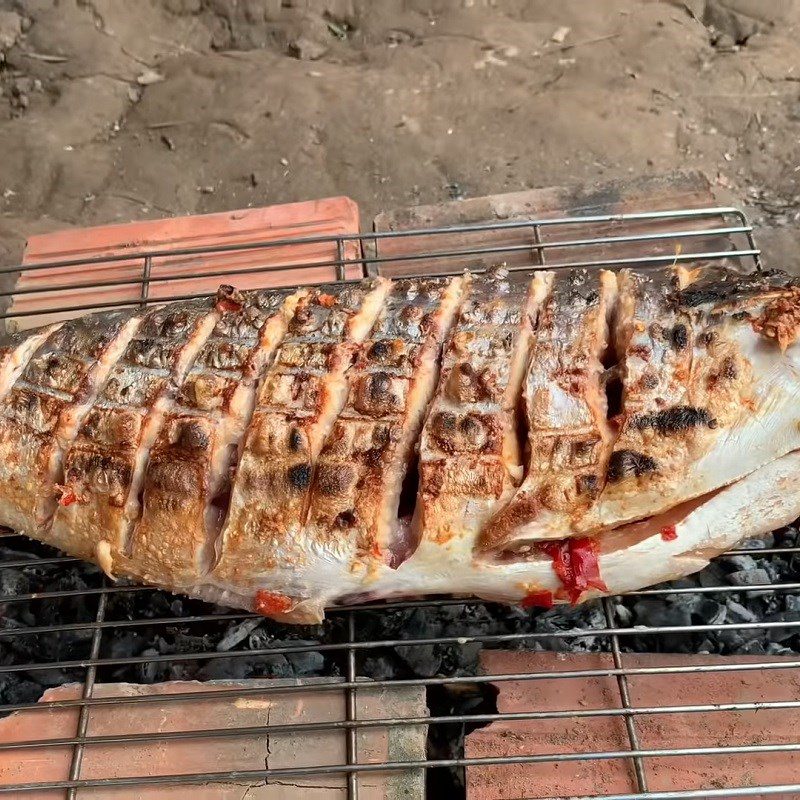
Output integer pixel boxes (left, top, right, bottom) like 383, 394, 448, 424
721, 356, 738, 380
334, 510, 357, 528
316, 462, 354, 496
287, 463, 312, 491
288, 427, 303, 452
676, 270, 796, 309
576, 473, 600, 498
633, 405, 717, 435
669, 324, 688, 351
368, 340, 391, 361
607, 449, 658, 482
174, 420, 211, 450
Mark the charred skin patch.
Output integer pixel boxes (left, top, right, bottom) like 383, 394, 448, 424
575, 473, 600, 498
174, 420, 211, 450
701, 331, 717, 347
334, 510, 357, 528
669, 324, 688, 351
368, 340, 390, 361
721, 356, 738, 380
633, 405, 717, 435
287, 463, 312, 491
288, 428, 303, 452
607, 449, 658, 482
315, 462, 355, 496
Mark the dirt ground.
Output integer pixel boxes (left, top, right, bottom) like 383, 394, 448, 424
0, 0, 798, 269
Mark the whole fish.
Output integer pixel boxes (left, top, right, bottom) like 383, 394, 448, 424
1, 265, 799, 622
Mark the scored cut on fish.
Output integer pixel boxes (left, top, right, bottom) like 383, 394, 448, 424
0, 266, 799, 622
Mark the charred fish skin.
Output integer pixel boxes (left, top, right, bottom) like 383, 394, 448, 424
580, 266, 800, 533
0, 324, 63, 403
2, 267, 800, 623
210, 278, 392, 609
412, 268, 539, 565
128, 288, 300, 589
477, 268, 616, 553
0, 310, 141, 538
306, 276, 464, 579
49, 299, 219, 573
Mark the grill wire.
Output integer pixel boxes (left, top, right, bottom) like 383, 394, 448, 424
1, 206, 799, 798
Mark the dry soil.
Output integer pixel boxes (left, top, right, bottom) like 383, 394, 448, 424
0, 0, 798, 268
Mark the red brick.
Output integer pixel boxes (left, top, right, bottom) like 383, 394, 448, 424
0, 679, 427, 799
13, 197, 361, 329
372, 171, 721, 278
466, 651, 800, 799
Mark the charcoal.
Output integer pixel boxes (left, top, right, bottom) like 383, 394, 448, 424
137, 648, 161, 683
667, 593, 705, 616
0, 676, 42, 705
785, 595, 800, 612
108, 632, 148, 660
725, 599, 758, 623
216, 618, 262, 652
766, 642, 795, 656
734, 639, 766, 656
258, 653, 294, 679
727, 568, 770, 587
198, 656, 251, 681
449, 641, 483, 672
362, 655, 400, 681
396, 643, 441, 677
670, 577, 700, 590
277, 640, 324, 675
694, 599, 726, 626
739, 534, 773, 549
697, 562, 728, 588
247, 627, 271, 651
0, 568, 29, 597
632, 600, 692, 629
613, 603, 633, 626
723, 555, 758, 572
33, 668, 74, 687
766, 611, 800, 643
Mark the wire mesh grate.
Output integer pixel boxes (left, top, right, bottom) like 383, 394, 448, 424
0, 206, 798, 798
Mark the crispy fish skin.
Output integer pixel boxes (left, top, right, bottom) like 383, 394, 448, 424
0, 311, 141, 537
128, 288, 300, 588
477, 269, 617, 552
209, 278, 391, 611
291, 276, 465, 617
397, 269, 540, 584
49, 299, 220, 575
578, 267, 800, 534
0, 324, 63, 401
3, 266, 800, 622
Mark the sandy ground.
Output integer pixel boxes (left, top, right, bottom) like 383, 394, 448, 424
0, 0, 798, 270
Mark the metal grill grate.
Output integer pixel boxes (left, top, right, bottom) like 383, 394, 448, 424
1, 206, 799, 799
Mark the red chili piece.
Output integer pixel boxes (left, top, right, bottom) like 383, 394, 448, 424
254, 590, 293, 616
540, 537, 608, 604
215, 297, 242, 313
521, 590, 554, 609
660, 524, 678, 541
55, 485, 84, 507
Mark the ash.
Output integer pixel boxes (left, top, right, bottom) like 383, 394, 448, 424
1, 525, 798, 795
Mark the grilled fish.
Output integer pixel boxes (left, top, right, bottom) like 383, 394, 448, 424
2, 266, 800, 622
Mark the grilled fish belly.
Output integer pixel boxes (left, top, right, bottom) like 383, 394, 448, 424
208, 278, 391, 612
0, 311, 141, 538
477, 268, 617, 553
50, 300, 219, 573
128, 288, 300, 589
2, 265, 800, 622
